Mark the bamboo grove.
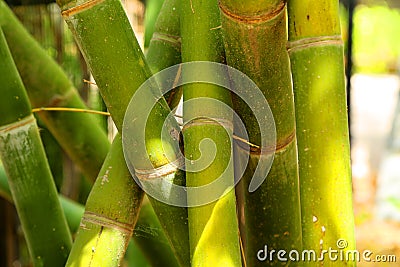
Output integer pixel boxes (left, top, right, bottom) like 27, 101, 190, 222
0, 0, 355, 266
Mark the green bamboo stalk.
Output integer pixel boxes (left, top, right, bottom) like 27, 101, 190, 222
87, 82, 108, 132
56, 0, 190, 265
0, 0, 110, 183
287, 1, 355, 265
0, 161, 83, 233
180, 1, 241, 266
0, 27, 72, 266
219, 1, 302, 265
0, 164, 179, 266
133, 200, 180, 267
146, 0, 182, 109
66, 133, 144, 266
124, 240, 151, 267
144, 0, 165, 48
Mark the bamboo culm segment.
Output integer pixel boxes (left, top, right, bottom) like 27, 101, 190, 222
66, 134, 144, 266
220, 1, 302, 266
288, 1, 355, 266
133, 200, 180, 267
0, 0, 110, 183
0, 166, 181, 266
57, 0, 189, 265
144, 0, 165, 48
146, 0, 182, 109
0, 28, 72, 266
181, 0, 241, 266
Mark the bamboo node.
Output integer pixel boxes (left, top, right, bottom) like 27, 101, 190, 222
82, 211, 134, 234
235, 131, 295, 155
287, 35, 343, 53
218, 1, 285, 24
151, 32, 181, 49
0, 115, 35, 134
61, 0, 105, 18
134, 154, 185, 180
182, 117, 233, 132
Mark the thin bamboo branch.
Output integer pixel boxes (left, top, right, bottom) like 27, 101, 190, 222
287, 1, 356, 265
181, 0, 241, 266
219, 0, 302, 265
0, 26, 72, 266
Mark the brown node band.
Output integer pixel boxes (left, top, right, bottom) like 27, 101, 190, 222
151, 32, 181, 49
235, 130, 295, 155
219, 1, 285, 24
61, 0, 105, 18
134, 154, 185, 180
81, 211, 134, 234
287, 35, 343, 53
0, 115, 35, 133
182, 117, 233, 132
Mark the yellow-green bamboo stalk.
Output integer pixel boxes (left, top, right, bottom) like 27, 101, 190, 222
66, 134, 144, 266
144, 0, 165, 48
0, 0, 110, 183
181, 0, 241, 266
219, 0, 302, 266
0, 27, 71, 266
0, 164, 179, 266
57, 0, 190, 265
146, 0, 182, 109
287, 1, 355, 266
133, 200, 180, 267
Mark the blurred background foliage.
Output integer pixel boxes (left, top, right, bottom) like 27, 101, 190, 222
341, 0, 400, 74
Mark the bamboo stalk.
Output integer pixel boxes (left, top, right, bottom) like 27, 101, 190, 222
66, 133, 144, 266
219, 1, 302, 265
0, 161, 83, 233
56, 0, 190, 265
287, 1, 356, 265
0, 164, 180, 266
146, 0, 182, 109
180, 0, 241, 266
0, 27, 72, 266
144, 0, 165, 48
133, 200, 180, 267
0, 0, 110, 183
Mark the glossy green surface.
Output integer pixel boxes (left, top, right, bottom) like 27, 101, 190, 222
0, 1, 110, 182
288, 1, 356, 265
181, 0, 241, 266
220, 1, 302, 265
0, 28, 72, 266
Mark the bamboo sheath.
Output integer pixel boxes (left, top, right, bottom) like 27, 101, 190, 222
219, 1, 302, 266
180, 0, 241, 266
56, 0, 190, 265
0, 27, 72, 266
287, 1, 355, 266
0, 0, 110, 183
